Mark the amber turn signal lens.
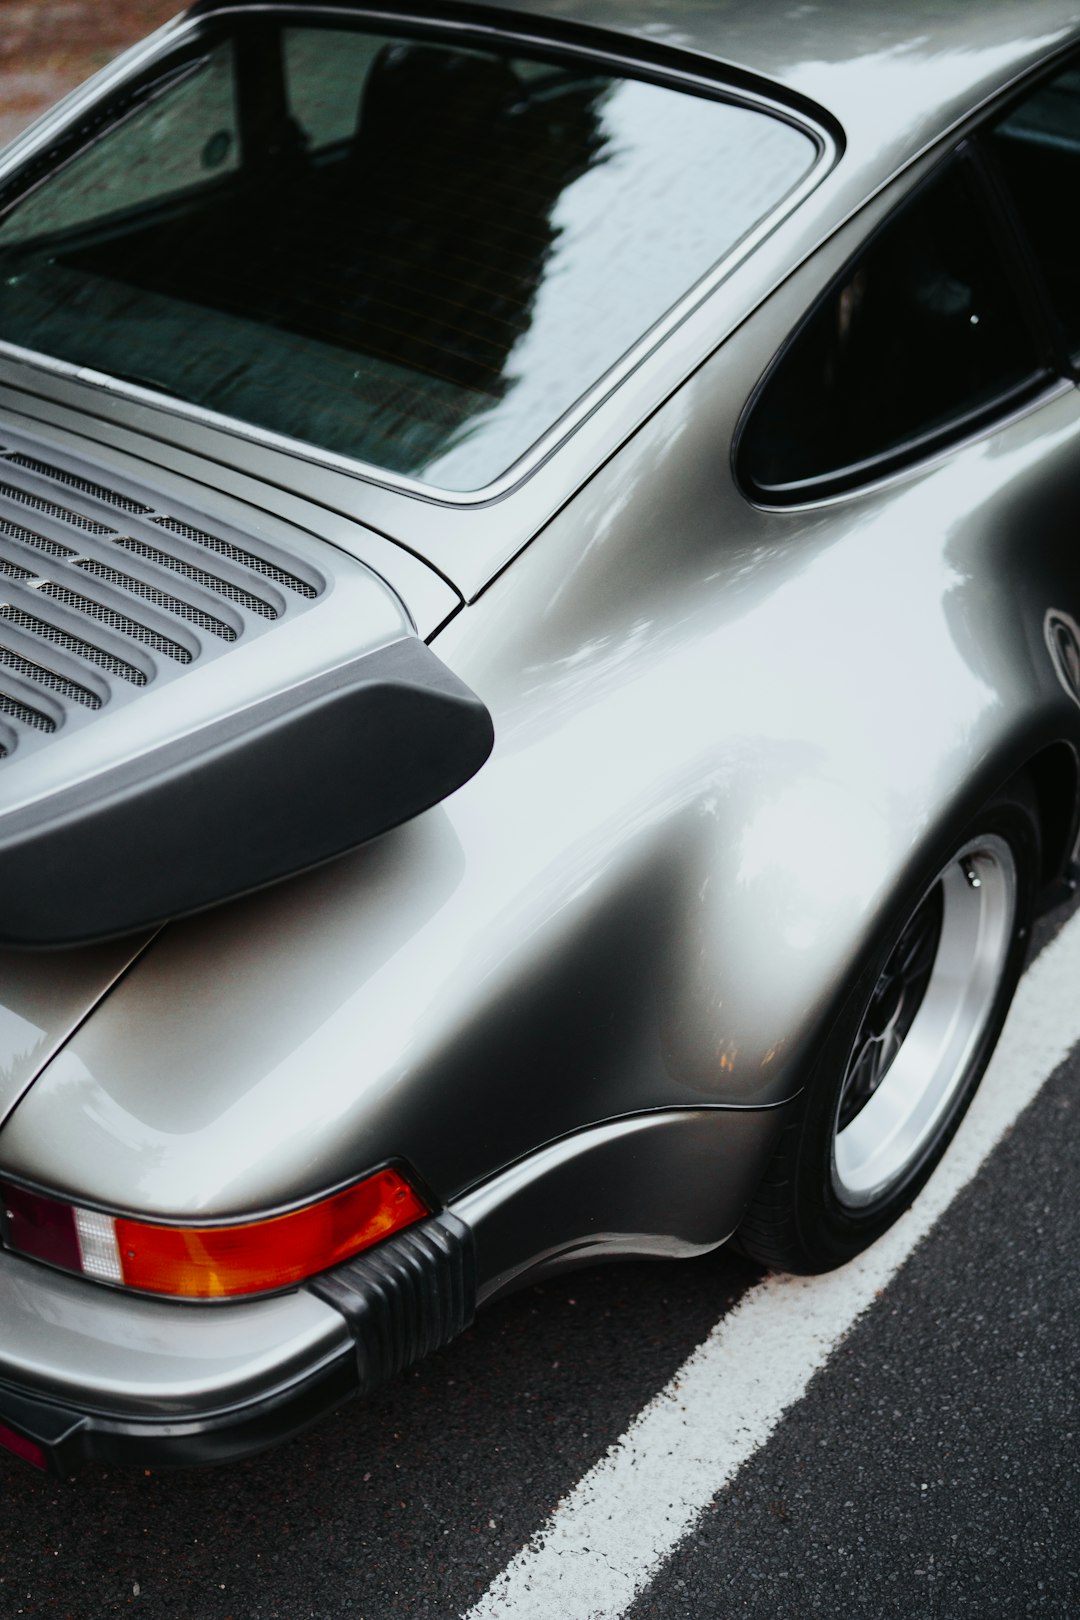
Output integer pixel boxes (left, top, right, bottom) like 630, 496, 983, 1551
115, 1169, 428, 1298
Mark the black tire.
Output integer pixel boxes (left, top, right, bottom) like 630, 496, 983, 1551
734, 776, 1041, 1274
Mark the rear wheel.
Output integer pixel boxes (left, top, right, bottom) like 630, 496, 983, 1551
735, 780, 1039, 1273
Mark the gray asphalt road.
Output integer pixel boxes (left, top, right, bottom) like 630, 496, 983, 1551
1, 902, 1078, 1619
629, 1045, 1080, 1620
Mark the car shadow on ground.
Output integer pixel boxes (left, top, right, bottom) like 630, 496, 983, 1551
0, 1245, 760, 1620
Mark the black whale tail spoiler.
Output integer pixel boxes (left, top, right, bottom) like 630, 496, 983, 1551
0, 637, 493, 948
0, 426, 491, 948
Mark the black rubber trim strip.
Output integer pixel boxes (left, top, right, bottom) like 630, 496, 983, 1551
0, 635, 494, 947
310, 1212, 476, 1391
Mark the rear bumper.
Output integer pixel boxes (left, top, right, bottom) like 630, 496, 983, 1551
0, 1102, 788, 1473
0, 1348, 358, 1473
0, 1212, 474, 1474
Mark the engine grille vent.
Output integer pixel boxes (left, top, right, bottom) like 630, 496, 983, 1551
37, 583, 194, 663
0, 643, 101, 708
114, 535, 276, 617
0, 433, 326, 760
0, 605, 149, 685
5, 453, 154, 515
151, 515, 318, 598
76, 560, 237, 641
0, 689, 56, 732
0, 479, 114, 534
0, 514, 77, 559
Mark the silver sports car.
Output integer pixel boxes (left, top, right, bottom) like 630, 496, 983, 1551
1, 0, 1079, 1472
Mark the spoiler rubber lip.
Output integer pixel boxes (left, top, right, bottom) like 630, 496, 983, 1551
0, 635, 494, 948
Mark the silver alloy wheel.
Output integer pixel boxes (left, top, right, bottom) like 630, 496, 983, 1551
831, 833, 1018, 1208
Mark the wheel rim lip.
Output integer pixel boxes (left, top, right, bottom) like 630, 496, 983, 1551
830, 833, 1017, 1210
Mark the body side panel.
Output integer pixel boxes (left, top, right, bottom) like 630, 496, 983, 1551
457, 1105, 791, 1302
4, 171, 1080, 1218
0, 935, 152, 1127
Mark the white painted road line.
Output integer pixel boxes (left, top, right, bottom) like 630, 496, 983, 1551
465, 908, 1080, 1620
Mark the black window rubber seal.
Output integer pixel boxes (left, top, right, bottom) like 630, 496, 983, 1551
743, 372, 1056, 506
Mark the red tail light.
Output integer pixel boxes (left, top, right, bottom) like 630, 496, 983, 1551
0, 1167, 427, 1299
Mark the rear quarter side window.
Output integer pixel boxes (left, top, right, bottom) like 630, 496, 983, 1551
985, 65, 1080, 357
738, 157, 1045, 499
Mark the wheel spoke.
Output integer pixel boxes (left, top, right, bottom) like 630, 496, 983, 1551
877, 1024, 903, 1078
895, 887, 943, 983
837, 885, 945, 1132
839, 1032, 887, 1128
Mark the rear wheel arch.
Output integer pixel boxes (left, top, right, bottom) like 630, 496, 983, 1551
733, 772, 1042, 1273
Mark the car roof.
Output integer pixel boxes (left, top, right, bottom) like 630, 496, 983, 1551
191, 2, 1080, 155
439, 0, 1080, 177
19, 0, 1080, 603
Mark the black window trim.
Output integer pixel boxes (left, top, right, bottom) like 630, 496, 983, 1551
734, 143, 1060, 507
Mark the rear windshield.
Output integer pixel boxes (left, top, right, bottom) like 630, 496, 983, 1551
0, 15, 816, 492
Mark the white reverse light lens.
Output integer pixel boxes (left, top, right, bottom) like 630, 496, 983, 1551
73, 1207, 123, 1283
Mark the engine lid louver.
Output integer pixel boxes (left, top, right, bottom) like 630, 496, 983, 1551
0, 438, 321, 759
0, 425, 491, 948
